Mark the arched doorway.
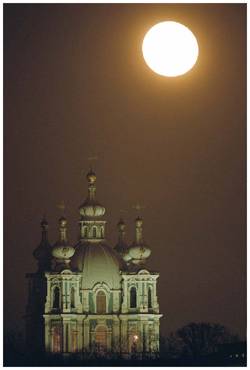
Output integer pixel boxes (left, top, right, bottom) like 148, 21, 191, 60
52, 326, 61, 352
95, 325, 107, 352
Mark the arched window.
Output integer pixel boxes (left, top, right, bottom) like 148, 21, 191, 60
148, 287, 152, 309
71, 287, 75, 308
93, 227, 97, 238
96, 291, 106, 313
53, 287, 60, 309
100, 227, 104, 238
130, 287, 137, 308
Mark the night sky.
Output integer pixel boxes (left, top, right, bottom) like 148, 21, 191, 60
4, 4, 246, 339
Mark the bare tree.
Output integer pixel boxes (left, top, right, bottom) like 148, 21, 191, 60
176, 322, 239, 359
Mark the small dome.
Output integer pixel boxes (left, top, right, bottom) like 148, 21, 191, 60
135, 216, 143, 227
52, 241, 75, 260
51, 216, 75, 262
128, 243, 151, 263
58, 216, 67, 227
86, 169, 97, 184
79, 201, 106, 218
71, 242, 126, 289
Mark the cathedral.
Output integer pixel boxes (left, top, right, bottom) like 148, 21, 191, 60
25, 170, 162, 358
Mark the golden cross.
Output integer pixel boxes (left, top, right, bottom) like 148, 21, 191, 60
87, 155, 98, 162
87, 155, 98, 171
132, 203, 146, 212
120, 209, 127, 214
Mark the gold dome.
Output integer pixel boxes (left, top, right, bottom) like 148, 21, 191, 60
86, 169, 97, 184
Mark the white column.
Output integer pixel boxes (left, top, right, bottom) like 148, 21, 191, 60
82, 290, 89, 312
144, 321, 149, 352
44, 317, 50, 352
77, 317, 83, 352
120, 318, 128, 353
112, 318, 120, 352
153, 319, 160, 352
122, 281, 128, 313
138, 280, 143, 311
63, 320, 68, 352
83, 319, 90, 352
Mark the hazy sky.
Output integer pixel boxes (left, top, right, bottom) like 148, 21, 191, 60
4, 3, 246, 339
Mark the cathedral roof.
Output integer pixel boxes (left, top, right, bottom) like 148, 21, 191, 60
71, 241, 126, 289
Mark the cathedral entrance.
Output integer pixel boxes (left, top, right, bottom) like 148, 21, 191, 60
95, 325, 107, 353
52, 326, 62, 353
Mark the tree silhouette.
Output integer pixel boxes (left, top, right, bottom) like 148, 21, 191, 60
176, 322, 239, 359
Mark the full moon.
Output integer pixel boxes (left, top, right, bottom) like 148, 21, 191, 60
142, 21, 199, 77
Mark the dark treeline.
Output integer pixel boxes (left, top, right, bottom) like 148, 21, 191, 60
4, 322, 246, 367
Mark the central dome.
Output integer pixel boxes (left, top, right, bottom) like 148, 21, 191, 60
71, 242, 126, 289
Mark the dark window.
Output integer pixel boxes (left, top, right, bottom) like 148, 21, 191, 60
96, 291, 106, 313
93, 227, 97, 238
148, 287, 152, 309
130, 287, 137, 308
53, 287, 60, 308
71, 287, 75, 308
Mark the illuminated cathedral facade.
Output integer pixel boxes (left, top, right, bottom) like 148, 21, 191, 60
26, 170, 162, 358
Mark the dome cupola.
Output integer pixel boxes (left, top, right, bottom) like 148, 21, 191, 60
126, 216, 151, 265
79, 169, 107, 242
79, 169, 105, 218
52, 216, 75, 270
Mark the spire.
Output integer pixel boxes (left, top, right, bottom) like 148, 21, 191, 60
41, 215, 49, 242
135, 216, 143, 244
33, 216, 51, 272
115, 217, 131, 262
58, 216, 67, 243
86, 168, 97, 201
117, 218, 126, 243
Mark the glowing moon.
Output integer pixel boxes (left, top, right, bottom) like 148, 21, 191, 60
142, 21, 199, 77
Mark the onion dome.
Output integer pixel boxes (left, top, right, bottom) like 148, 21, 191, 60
51, 216, 75, 270
127, 216, 151, 265
33, 216, 51, 271
114, 218, 131, 263
79, 169, 105, 218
